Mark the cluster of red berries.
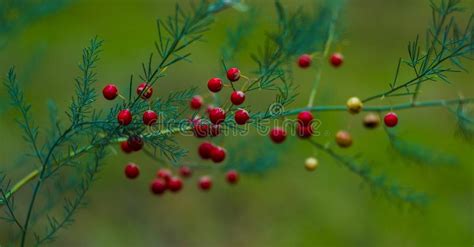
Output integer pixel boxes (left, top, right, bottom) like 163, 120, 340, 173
297, 52, 344, 69
124, 163, 238, 194
267, 110, 316, 144
103, 82, 158, 127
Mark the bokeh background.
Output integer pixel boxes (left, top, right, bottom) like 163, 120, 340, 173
0, 0, 473, 246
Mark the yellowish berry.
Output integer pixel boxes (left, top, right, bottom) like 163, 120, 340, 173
346, 97, 363, 114
305, 157, 319, 171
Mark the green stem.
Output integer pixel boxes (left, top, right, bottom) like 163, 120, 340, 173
307, 8, 338, 107
2, 97, 473, 209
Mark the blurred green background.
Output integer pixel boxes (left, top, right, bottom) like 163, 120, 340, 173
0, 0, 473, 246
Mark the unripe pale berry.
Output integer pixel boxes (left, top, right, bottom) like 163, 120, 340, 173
143, 110, 158, 126
305, 157, 319, 171
269, 127, 287, 144
346, 97, 363, 114
179, 166, 192, 178
335, 130, 352, 148
230, 91, 245, 105
330, 53, 344, 67
210, 146, 226, 163
209, 107, 226, 124
208, 78, 223, 92
297, 111, 313, 126
124, 163, 140, 179
137, 82, 153, 99
363, 113, 380, 129
198, 176, 212, 191
226, 67, 240, 82
167, 177, 183, 192
120, 141, 133, 154
298, 54, 312, 68
157, 169, 172, 181
102, 84, 119, 100
127, 135, 144, 151
198, 141, 215, 159
117, 109, 132, 126
150, 178, 167, 195
226, 170, 239, 184
234, 109, 250, 125
190, 95, 203, 110
384, 112, 398, 127
297, 124, 314, 139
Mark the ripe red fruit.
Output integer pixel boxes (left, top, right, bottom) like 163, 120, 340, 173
192, 119, 208, 138
298, 54, 312, 68
269, 127, 287, 144
207, 78, 223, 93
209, 124, 221, 137
150, 178, 167, 195
142, 110, 158, 126
179, 166, 192, 178
297, 111, 313, 126
167, 177, 183, 192
384, 112, 398, 127
209, 107, 226, 124
330, 53, 344, 67
124, 163, 140, 179
198, 142, 215, 159
230, 91, 246, 105
102, 84, 118, 100
234, 109, 250, 125
157, 169, 172, 181
120, 141, 133, 154
226, 67, 240, 82
127, 135, 144, 151
198, 176, 212, 191
190, 95, 203, 110
297, 124, 314, 139
117, 109, 132, 126
210, 146, 226, 163
226, 170, 239, 184
137, 82, 153, 99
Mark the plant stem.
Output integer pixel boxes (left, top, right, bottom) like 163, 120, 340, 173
2, 97, 473, 210
307, 8, 338, 107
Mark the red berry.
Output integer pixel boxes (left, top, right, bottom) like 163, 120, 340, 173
206, 105, 215, 114
167, 177, 183, 192
142, 110, 158, 126
150, 178, 167, 195
124, 163, 140, 179
269, 127, 287, 144
192, 118, 208, 138
117, 109, 132, 126
230, 91, 246, 105
210, 146, 226, 163
298, 54, 312, 68
209, 107, 226, 124
137, 82, 153, 99
127, 135, 144, 151
297, 124, 314, 139
198, 176, 212, 191
102, 84, 118, 100
120, 141, 133, 154
226, 170, 239, 184
157, 169, 172, 181
207, 78, 223, 93
234, 109, 250, 125
297, 111, 313, 126
384, 112, 398, 127
198, 141, 215, 159
330, 53, 344, 67
226, 67, 240, 82
179, 166, 192, 178
190, 95, 203, 110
